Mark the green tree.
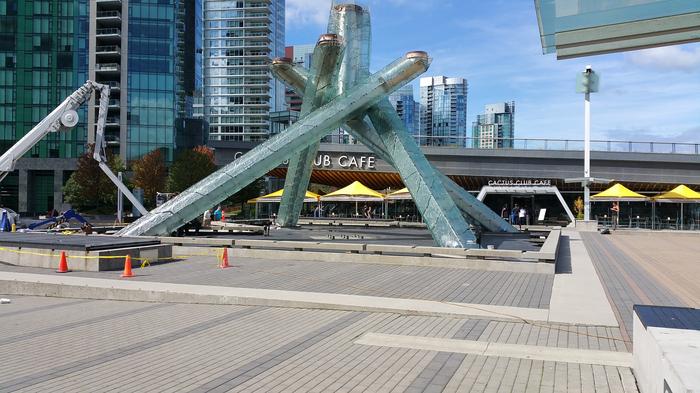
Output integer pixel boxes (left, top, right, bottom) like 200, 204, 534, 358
167, 146, 216, 193
63, 145, 126, 213
131, 149, 167, 208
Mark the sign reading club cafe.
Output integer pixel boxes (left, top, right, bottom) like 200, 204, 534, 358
231, 152, 377, 170
313, 154, 376, 170
487, 179, 552, 186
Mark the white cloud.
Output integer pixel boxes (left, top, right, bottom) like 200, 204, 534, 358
627, 45, 700, 73
286, 0, 331, 28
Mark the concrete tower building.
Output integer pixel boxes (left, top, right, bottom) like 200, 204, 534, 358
419, 76, 468, 146
472, 102, 515, 149
203, 0, 285, 142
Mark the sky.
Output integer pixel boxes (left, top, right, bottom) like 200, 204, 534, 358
284, 0, 700, 143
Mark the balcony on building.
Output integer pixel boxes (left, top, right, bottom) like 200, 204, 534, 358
95, 45, 121, 60
104, 133, 121, 146
244, 2, 268, 9
95, 63, 120, 74
96, 28, 121, 43
95, 10, 121, 26
95, 0, 122, 8
244, 12, 270, 22
105, 116, 120, 127
104, 80, 120, 92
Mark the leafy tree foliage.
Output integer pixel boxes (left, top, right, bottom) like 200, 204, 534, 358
167, 146, 216, 193
131, 149, 167, 208
63, 145, 126, 213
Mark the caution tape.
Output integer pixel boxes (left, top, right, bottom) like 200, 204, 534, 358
0, 246, 223, 264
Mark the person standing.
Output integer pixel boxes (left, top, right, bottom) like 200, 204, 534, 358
202, 209, 212, 227
501, 204, 509, 222
611, 201, 620, 230
518, 206, 526, 230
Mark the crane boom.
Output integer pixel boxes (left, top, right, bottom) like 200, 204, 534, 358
0, 80, 148, 216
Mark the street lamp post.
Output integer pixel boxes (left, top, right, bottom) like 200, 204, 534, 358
579, 65, 598, 221
566, 65, 611, 226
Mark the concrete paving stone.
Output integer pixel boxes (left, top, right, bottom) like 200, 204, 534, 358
37, 308, 346, 393
0, 304, 224, 381
0, 296, 90, 318
1, 306, 260, 392
257, 315, 420, 392
581, 232, 691, 346
0, 302, 171, 346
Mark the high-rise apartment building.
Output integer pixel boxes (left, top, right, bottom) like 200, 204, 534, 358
471, 102, 515, 149
203, 0, 285, 142
419, 76, 467, 146
0, 0, 90, 214
388, 85, 419, 141
89, 0, 205, 162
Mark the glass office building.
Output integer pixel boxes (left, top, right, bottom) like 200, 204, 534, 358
90, 0, 205, 162
471, 102, 515, 149
388, 85, 419, 142
419, 76, 468, 147
203, 0, 285, 142
0, 0, 90, 213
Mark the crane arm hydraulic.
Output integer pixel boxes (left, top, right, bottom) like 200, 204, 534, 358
0, 80, 148, 215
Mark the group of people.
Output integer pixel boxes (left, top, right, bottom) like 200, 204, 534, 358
202, 206, 224, 227
501, 204, 529, 229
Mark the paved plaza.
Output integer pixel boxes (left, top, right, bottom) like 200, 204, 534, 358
0, 229, 698, 392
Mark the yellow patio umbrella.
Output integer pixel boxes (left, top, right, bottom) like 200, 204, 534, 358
652, 185, 700, 230
247, 188, 320, 204
385, 187, 411, 200
247, 188, 321, 219
320, 181, 384, 216
591, 183, 648, 202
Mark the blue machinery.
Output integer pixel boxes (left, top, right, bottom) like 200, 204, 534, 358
118, 3, 516, 247
27, 209, 89, 231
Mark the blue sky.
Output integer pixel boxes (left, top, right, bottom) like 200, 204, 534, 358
284, 0, 700, 143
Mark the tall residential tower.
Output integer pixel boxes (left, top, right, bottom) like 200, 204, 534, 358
89, 0, 205, 162
203, 0, 285, 142
388, 85, 419, 142
419, 76, 468, 146
472, 102, 515, 149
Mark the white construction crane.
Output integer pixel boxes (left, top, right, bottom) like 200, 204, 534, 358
0, 80, 148, 215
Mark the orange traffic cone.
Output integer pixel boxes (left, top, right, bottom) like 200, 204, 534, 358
220, 247, 230, 269
121, 255, 135, 278
56, 251, 70, 273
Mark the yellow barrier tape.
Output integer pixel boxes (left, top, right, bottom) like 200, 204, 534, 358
0, 246, 222, 264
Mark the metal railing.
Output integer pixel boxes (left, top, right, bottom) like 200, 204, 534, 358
96, 11, 121, 18
405, 136, 700, 155
96, 28, 121, 35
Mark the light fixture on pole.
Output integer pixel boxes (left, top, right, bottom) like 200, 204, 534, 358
565, 65, 611, 223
